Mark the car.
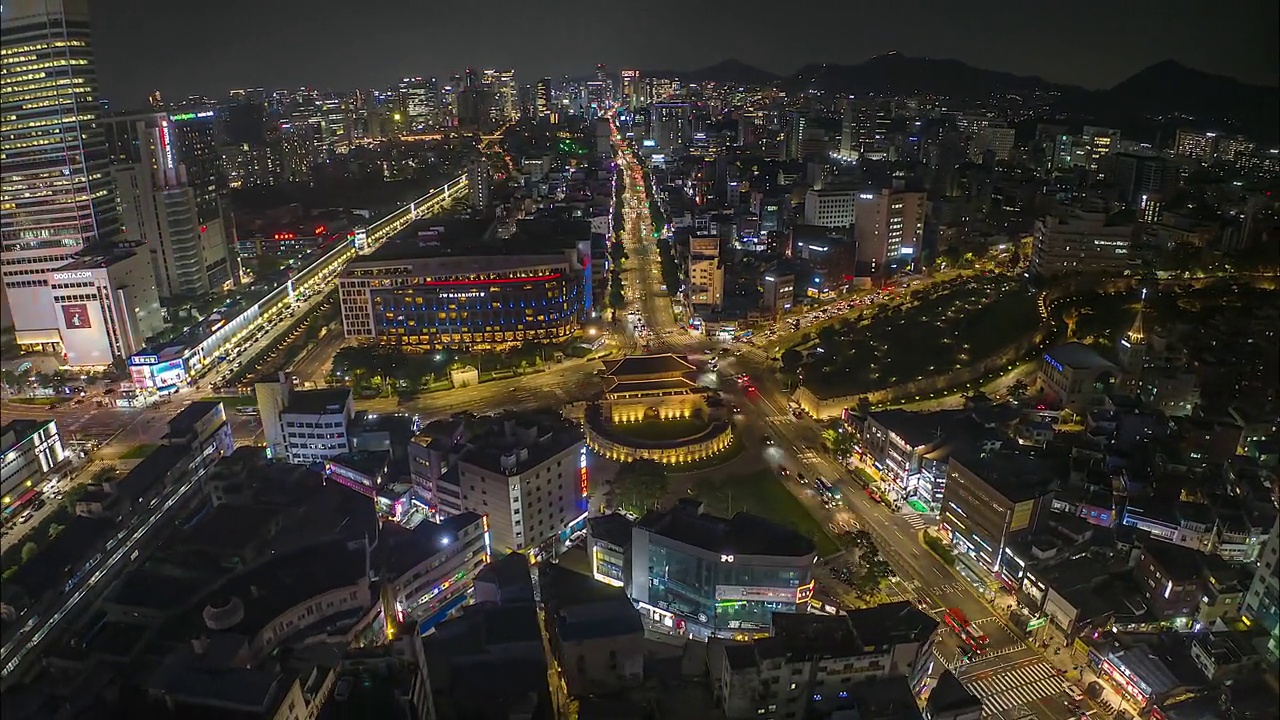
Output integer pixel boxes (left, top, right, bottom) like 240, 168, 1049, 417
779, 467, 791, 476
763, 435, 774, 445
1063, 684, 1084, 701
333, 678, 353, 702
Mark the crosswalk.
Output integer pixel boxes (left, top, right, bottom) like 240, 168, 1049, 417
901, 512, 932, 530
960, 661, 1066, 716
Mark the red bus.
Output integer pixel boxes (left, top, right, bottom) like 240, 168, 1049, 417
944, 608, 990, 653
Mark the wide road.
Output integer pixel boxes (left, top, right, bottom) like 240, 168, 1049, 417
613, 143, 1081, 720
613, 130, 697, 354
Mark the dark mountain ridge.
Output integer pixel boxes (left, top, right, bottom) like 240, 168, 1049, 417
642, 55, 1278, 143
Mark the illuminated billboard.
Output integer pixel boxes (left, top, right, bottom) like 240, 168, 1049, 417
60, 304, 92, 330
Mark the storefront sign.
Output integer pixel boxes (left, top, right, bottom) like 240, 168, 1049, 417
130, 355, 160, 366
715, 586, 799, 603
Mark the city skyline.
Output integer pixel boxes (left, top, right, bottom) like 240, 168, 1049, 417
81, 0, 1279, 107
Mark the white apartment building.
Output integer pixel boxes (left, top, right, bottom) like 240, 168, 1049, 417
455, 413, 587, 557
803, 189, 857, 228
277, 387, 354, 464
686, 236, 724, 309
1031, 209, 1136, 277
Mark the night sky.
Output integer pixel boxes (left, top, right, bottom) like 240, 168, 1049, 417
92, 0, 1279, 108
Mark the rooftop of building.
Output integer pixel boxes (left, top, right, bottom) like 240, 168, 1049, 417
726, 603, 935, 668
284, 386, 351, 416
1045, 342, 1118, 371
121, 440, 188, 494
422, 596, 548, 715
0, 515, 113, 609
57, 247, 141, 272
162, 537, 368, 645
376, 512, 485, 579
600, 353, 697, 378
475, 550, 536, 603
1141, 543, 1211, 583
926, 669, 983, 714
163, 400, 224, 441
538, 563, 643, 643
457, 409, 583, 477
0, 418, 55, 451
868, 408, 971, 450
842, 601, 940, 648
587, 512, 634, 549
636, 499, 816, 559
604, 376, 698, 395
1105, 634, 1206, 697
949, 447, 1062, 503
328, 450, 389, 481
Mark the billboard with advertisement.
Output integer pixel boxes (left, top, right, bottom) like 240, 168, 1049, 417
714, 585, 800, 603
61, 303, 92, 330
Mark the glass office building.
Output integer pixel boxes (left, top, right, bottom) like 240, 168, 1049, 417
630, 500, 816, 639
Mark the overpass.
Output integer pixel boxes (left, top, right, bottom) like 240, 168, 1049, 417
127, 174, 470, 386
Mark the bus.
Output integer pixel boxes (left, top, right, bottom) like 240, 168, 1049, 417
814, 478, 840, 506
943, 608, 990, 653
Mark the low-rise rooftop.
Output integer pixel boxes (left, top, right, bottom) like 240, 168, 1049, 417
950, 447, 1061, 503
636, 499, 816, 559
284, 387, 351, 416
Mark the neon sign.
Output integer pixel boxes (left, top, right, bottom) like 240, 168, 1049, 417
422, 273, 562, 287
159, 120, 175, 170
796, 580, 816, 604
579, 447, 589, 498
170, 110, 214, 121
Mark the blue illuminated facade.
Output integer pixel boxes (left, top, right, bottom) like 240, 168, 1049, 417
368, 267, 583, 350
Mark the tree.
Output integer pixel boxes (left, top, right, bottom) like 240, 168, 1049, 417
46, 523, 65, 539
0, 368, 20, 392
21, 542, 38, 563
1007, 378, 1031, 402
780, 348, 804, 372
606, 460, 670, 515
250, 254, 286, 280
854, 396, 873, 417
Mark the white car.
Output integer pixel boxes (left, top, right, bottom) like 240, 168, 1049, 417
1063, 683, 1084, 701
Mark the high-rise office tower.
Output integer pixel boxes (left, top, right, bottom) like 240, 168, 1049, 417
399, 77, 433, 132
1, 0, 123, 344
1082, 126, 1120, 177
650, 102, 691, 152
482, 69, 517, 124
620, 70, 641, 110
853, 187, 926, 276
535, 78, 553, 120
105, 110, 236, 299
782, 110, 807, 161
